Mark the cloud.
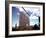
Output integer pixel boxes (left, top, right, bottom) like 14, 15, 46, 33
17, 7, 24, 12
24, 8, 33, 16
30, 21, 39, 26
24, 8, 33, 12
32, 8, 40, 17
30, 22, 35, 26
12, 24, 15, 28
16, 7, 40, 18
24, 7, 40, 17
17, 12, 20, 16
29, 16, 38, 19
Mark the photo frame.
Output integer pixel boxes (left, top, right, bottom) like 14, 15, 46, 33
5, 1, 45, 37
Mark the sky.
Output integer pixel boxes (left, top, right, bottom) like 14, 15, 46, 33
12, 6, 40, 28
